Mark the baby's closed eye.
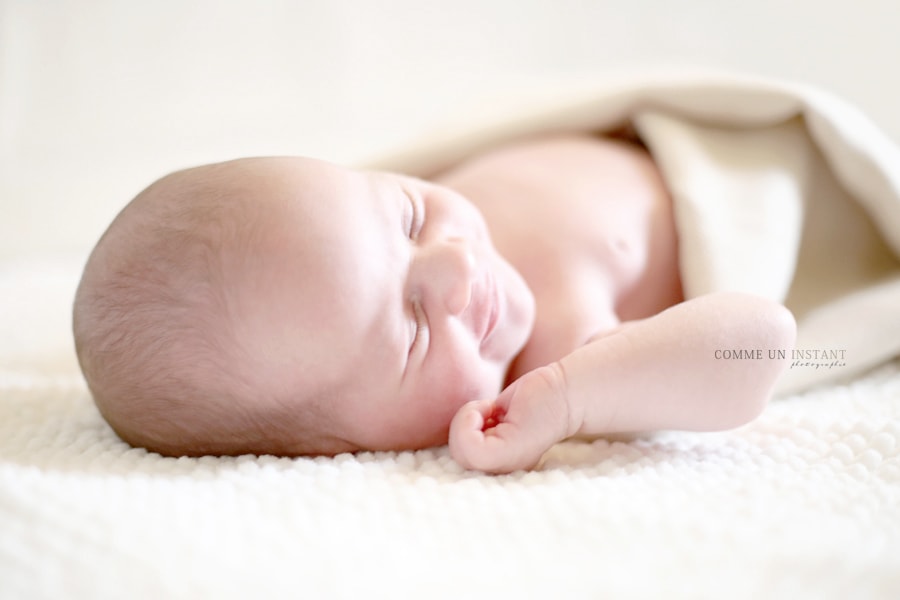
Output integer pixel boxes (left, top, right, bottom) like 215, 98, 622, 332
405, 189, 424, 241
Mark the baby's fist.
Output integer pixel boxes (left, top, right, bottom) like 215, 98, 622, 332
449, 364, 572, 474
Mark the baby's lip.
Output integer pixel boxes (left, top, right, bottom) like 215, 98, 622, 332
475, 268, 500, 350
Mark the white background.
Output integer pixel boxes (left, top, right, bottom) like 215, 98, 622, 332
2, 0, 899, 259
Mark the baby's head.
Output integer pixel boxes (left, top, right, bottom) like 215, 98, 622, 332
73, 157, 535, 457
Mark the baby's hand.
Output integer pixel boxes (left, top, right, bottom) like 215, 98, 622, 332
449, 365, 574, 474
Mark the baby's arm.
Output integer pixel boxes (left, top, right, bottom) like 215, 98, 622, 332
449, 292, 796, 473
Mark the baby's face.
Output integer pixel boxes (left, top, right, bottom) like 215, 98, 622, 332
239, 157, 535, 452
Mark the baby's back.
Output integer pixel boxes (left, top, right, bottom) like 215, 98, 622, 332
434, 133, 683, 380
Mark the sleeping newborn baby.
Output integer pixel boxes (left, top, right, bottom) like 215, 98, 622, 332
73, 133, 796, 473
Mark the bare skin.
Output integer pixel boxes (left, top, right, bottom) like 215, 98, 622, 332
436, 134, 795, 473
75, 134, 794, 472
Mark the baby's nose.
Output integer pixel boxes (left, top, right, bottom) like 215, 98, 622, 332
416, 237, 476, 316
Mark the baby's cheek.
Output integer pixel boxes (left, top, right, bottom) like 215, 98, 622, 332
412, 344, 503, 445
433, 366, 497, 421
341, 404, 374, 432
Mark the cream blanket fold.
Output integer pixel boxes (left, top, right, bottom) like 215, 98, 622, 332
369, 69, 900, 395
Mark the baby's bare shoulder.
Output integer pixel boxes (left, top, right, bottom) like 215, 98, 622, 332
439, 131, 680, 310
438, 133, 654, 193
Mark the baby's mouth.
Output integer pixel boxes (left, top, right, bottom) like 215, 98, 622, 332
484, 275, 501, 348
472, 268, 500, 350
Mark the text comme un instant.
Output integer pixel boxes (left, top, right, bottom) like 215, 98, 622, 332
714, 348, 847, 370
714, 349, 846, 360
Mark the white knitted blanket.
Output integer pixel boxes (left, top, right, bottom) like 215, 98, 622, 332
2, 254, 900, 599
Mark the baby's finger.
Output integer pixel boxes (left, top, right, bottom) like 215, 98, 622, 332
449, 401, 530, 474
450, 401, 495, 469
450, 398, 496, 432
450, 425, 531, 474
449, 400, 488, 448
